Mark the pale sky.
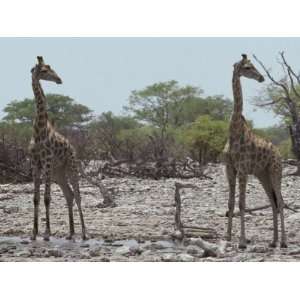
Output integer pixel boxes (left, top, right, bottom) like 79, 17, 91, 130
0, 37, 300, 127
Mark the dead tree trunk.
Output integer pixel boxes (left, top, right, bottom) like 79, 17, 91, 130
253, 52, 300, 175
79, 162, 116, 208
289, 122, 300, 174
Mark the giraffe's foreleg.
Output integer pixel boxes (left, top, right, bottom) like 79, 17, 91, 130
225, 164, 236, 241
31, 166, 41, 241
43, 165, 52, 241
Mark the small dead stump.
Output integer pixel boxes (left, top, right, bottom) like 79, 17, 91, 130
173, 182, 217, 240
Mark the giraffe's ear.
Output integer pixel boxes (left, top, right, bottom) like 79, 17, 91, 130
31, 67, 35, 73
37, 56, 44, 65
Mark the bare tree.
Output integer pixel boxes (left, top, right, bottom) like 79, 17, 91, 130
253, 52, 300, 174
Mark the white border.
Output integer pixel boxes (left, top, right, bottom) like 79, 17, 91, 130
0, 0, 299, 36
0, 262, 299, 300
0, 1, 299, 300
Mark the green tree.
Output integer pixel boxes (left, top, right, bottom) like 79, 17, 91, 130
178, 115, 229, 164
125, 80, 202, 130
254, 125, 289, 145
87, 111, 140, 158
125, 81, 232, 127
278, 139, 294, 159
3, 94, 93, 128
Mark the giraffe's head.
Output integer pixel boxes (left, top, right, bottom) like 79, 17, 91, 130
234, 54, 264, 83
31, 56, 62, 84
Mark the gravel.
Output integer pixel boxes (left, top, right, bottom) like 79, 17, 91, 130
0, 163, 300, 261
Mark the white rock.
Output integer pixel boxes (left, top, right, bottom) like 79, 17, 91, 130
153, 240, 174, 250
115, 246, 131, 256
287, 212, 300, 222
186, 245, 200, 255
161, 253, 176, 262
177, 253, 194, 262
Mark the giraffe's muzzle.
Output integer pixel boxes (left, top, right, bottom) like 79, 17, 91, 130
258, 75, 264, 82
56, 78, 63, 84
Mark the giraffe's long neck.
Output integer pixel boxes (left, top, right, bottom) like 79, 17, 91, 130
32, 77, 48, 136
232, 68, 243, 118
229, 68, 246, 141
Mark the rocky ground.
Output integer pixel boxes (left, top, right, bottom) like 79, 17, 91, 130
0, 163, 300, 262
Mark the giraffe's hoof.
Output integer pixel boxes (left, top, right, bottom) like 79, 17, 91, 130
238, 242, 247, 250
225, 236, 232, 242
225, 233, 232, 241
82, 234, 88, 241
269, 241, 277, 248
30, 235, 37, 241
43, 232, 50, 241
280, 242, 288, 248
66, 235, 75, 241
246, 238, 251, 244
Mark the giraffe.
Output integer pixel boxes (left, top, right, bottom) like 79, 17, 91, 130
29, 56, 87, 241
225, 54, 287, 249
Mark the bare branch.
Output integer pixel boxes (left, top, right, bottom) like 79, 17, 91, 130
253, 54, 291, 97
255, 98, 282, 107
280, 51, 300, 85
253, 54, 298, 122
279, 51, 300, 100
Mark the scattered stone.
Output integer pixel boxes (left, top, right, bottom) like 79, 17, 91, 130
152, 240, 174, 250
3, 206, 19, 214
177, 253, 194, 262
115, 246, 131, 256
101, 257, 110, 262
89, 248, 102, 257
0, 164, 298, 262
248, 245, 268, 254
112, 241, 124, 247
172, 230, 183, 240
17, 250, 32, 258
47, 249, 63, 258
161, 229, 169, 235
20, 239, 30, 245
186, 245, 200, 255
288, 248, 300, 255
80, 253, 91, 259
161, 253, 176, 262
288, 231, 297, 238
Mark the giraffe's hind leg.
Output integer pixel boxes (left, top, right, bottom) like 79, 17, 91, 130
257, 172, 278, 248
68, 163, 87, 240
54, 169, 75, 240
43, 167, 52, 241
269, 167, 287, 248
238, 175, 248, 249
